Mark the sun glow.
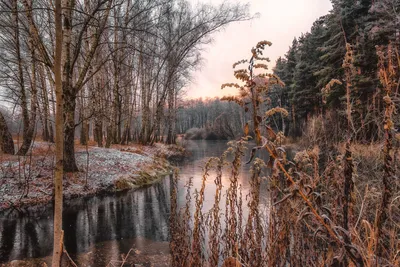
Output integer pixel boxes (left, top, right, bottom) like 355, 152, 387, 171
185, 0, 332, 99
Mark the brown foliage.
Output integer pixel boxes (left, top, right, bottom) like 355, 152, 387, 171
170, 42, 400, 266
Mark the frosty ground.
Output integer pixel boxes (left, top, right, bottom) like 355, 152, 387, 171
0, 141, 185, 212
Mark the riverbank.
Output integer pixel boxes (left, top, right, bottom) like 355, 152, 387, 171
0, 141, 186, 212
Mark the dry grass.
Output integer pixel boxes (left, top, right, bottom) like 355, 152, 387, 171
170, 42, 400, 266
170, 138, 399, 266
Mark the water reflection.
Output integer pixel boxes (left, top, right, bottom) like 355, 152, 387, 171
0, 140, 273, 264
0, 178, 171, 263
177, 140, 271, 222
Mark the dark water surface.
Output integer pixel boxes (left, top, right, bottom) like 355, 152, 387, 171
0, 140, 270, 264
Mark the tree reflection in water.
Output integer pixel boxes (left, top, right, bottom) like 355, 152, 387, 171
0, 177, 171, 264
0, 140, 274, 265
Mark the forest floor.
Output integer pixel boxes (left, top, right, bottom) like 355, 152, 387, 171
0, 140, 186, 212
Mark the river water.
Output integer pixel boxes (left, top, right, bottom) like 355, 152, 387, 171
0, 140, 271, 265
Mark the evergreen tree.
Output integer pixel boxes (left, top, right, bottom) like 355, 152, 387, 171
272, 0, 399, 140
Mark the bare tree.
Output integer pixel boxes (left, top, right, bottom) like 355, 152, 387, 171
0, 0, 251, 173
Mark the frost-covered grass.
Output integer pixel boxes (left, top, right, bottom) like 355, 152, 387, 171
0, 141, 182, 211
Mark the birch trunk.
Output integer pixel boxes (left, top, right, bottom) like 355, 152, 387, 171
52, 0, 64, 265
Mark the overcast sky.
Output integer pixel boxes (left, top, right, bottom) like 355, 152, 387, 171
184, 0, 333, 99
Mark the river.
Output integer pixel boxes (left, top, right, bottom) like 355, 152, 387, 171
0, 140, 271, 265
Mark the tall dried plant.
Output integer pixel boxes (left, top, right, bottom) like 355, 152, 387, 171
170, 41, 400, 267
374, 43, 398, 259
222, 41, 284, 145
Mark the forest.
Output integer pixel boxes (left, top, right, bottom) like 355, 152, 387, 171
0, 0, 399, 266
0, 0, 249, 170
272, 0, 400, 141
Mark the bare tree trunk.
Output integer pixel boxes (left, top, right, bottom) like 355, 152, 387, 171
39, 63, 52, 142
112, 9, 122, 144
120, 2, 132, 145
79, 93, 89, 145
139, 50, 151, 144
82, 0, 92, 145
49, 80, 56, 143
64, 92, 79, 171
0, 112, 15, 155
152, 101, 164, 145
43, 66, 56, 143
105, 125, 113, 148
18, 0, 41, 155
62, 0, 79, 172
62, 0, 111, 170
37, 100, 47, 141
93, 79, 103, 147
128, 49, 139, 143
52, 0, 64, 265
166, 82, 176, 144
94, 120, 103, 146
12, 0, 30, 156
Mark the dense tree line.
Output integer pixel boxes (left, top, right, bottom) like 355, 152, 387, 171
0, 0, 249, 171
176, 97, 244, 139
272, 0, 399, 141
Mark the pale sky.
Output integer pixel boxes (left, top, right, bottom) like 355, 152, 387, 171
185, 0, 333, 99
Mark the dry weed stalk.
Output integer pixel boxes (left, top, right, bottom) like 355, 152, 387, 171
374, 43, 398, 259
170, 41, 399, 267
240, 158, 265, 266
191, 158, 215, 266
222, 40, 284, 145
223, 140, 247, 260
208, 152, 228, 266
170, 169, 192, 266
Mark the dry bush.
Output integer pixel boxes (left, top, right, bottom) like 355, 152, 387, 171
170, 42, 400, 266
169, 139, 399, 266
170, 139, 269, 267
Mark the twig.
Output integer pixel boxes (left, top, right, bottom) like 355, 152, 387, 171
355, 185, 368, 229
63, 245, 78, 267
38, 187, 53, 196
120, 248, 134, 267
106, 248, 135, 267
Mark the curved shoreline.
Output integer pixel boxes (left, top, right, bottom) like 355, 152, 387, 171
0, 142, 185, 213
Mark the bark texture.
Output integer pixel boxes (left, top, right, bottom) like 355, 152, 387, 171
52, 0, 64, 265
0, 112, 15, 155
